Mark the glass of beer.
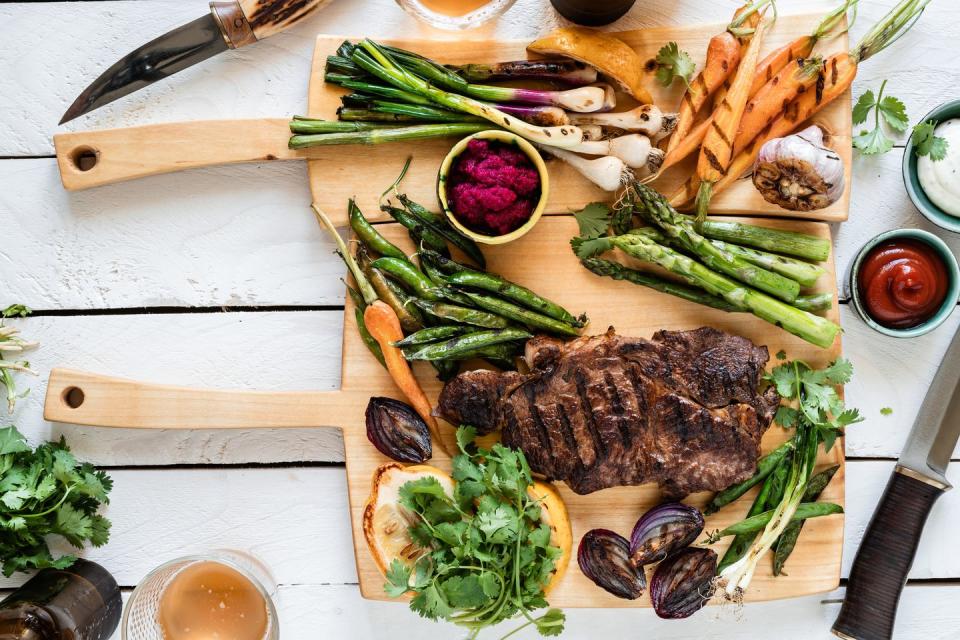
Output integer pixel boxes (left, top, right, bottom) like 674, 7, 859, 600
122, 550, 278, 640
395, 0, 517, 30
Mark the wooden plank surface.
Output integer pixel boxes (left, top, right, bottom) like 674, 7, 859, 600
305, 13, 852, 224
334, 216, 843, 606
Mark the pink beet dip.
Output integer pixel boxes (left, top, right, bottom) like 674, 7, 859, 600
446, 139, 542, 236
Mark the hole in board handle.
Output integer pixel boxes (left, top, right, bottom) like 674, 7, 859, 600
69, 146, 99, 172
62, 386, 85, 409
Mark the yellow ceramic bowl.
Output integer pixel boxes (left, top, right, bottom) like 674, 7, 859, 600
438, 130, 549, 245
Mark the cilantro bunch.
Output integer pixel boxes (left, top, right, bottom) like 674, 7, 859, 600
384, 427, 564, 639
0, 426, 112, 576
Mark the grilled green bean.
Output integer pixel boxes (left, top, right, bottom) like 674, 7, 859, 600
382, 206, 449, 255
348, 199, 406, 261
717, 468, 778, 573
393, 325, 469, 347
457, 291, 580, 337
382, 277, 427, 325
371, 257, 442, 301
345, 283, 385, 367
773, 465, 840, 575
412, 299, 510, 328
396, 193, 486, 267
705, 502, 844, 542
704, 439, 795, 514
403, 329, 531, 361
444, 269, 583, 327
358, 248, 423, 334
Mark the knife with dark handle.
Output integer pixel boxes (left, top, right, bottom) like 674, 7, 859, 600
60, 0, 333, 124
833, 326, 960, 640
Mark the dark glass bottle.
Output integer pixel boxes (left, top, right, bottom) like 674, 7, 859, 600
550, 0, 636, 26
0, 560, 121, 640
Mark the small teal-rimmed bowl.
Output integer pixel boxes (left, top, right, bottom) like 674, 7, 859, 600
849, 228, 960, 338
902, 99, 960, 234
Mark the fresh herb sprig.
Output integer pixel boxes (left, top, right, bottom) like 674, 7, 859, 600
655, 42, 696, 87
384, 427, 564, 638
766, 357, 862, 453
716, 357, 860, 596
0, 426, 113, 576
911, 120, 950, 161
0, 305, 38, 414
852, 79, 909, 155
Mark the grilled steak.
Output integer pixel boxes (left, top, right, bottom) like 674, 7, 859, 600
436, 327, 779, 497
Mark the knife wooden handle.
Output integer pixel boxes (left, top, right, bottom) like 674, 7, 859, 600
54, 119, 302, 191
44, 368, 364, 429
832, 468, 946, 640
212, 0, 332, 47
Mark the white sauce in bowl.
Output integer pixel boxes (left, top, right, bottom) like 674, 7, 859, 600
918, 118, 960, 217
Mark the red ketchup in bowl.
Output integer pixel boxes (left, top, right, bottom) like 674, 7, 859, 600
857, 239, 949, 328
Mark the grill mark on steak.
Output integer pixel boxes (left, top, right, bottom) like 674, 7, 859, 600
436, 327, 778, 497
523, 382, 556, 463
574, 366, 609, 459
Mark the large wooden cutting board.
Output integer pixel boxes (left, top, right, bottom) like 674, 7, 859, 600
339, 217, 845, 606
306, 12, 853, 222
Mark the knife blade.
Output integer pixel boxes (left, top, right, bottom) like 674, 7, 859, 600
60, 0, 330, 124
833, 325, 960, 640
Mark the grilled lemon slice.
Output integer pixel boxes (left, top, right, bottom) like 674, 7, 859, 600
528, 27, 653, 104
364, 463, 572, 592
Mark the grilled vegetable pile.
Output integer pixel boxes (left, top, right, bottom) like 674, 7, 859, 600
707, 356, 859, 598
335, 162, 587, 380
658, 0, 929, 214
289, 39, 678, 191
571, 182, 840, 348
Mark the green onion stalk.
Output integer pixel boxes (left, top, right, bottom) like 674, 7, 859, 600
718, 373, 821, 596
290, 123, 491, 149
348, 39, 584, 148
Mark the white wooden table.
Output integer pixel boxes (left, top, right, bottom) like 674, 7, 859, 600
2, 0, 960, 637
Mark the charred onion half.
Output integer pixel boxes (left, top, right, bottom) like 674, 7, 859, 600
629, 502, 705, 566
577, 529, 646, 599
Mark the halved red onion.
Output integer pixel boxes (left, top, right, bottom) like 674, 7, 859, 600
577, 529, 646, 600
650, 547, 718, 619
629, 502, 705, 566
365, 397, 432, 463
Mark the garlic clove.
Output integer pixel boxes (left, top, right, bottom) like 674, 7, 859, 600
752, 125, 845, 211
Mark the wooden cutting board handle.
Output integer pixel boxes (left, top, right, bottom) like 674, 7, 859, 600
54, 119, 304, 191
44, 368, 363, 429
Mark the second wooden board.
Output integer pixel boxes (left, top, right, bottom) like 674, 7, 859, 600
306, 11, 852, 222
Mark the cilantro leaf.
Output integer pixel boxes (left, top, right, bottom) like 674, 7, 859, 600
535, 608, 566, 637
571, 236, 615, 259
880, 406, 893, 416
912, 121, 950, 161
572, 202, 612, 239
384, 559, 411, 597
441, 574, 488, 609
852, 80, 908, 156
0, 427, 30, 456
775, 349, 787, 361
854, 126, 894, 155
852, 90, 876, 125
0, 305, 30, 319
878, 95, 909, 132
655, 42, 696, 87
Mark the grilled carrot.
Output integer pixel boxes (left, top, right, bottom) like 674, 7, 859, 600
364, 300, 449, 456
672, 0, 929, 208
735, 57, 824, 155
661, 0, 856, 173
692, 17, 769, 221
665, 0, 768, 154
